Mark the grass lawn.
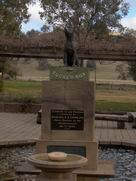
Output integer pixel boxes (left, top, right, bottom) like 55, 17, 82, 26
96, 101, 136, 112
17, 60, 121, 81
90, 62, 119, 80
0, 60, 135, 112
3, 80, 41, 95
0, 80, 42, 103
0, 79, 136, 112
96, 89, 136, 112
96, 90, 136, 103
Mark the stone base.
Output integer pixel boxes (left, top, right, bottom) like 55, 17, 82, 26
75, 160, 115, 181
36, 171, 76, 181
15, 160, 114, 181
78, 177, 99, 181
36, 139, 98, 170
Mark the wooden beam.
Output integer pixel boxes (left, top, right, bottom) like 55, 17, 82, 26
0, 52, 63, 59
0, 51, 136, 61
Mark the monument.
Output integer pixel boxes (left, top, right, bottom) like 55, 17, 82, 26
36, 67, 114, 181
28, 152, 88, 181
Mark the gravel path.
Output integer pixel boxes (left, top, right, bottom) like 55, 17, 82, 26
0, 146, 136, 181
99, 147, 136, 181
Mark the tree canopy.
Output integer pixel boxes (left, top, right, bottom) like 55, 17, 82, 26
0, 0, 35, 37
0, 0, 35, 91
39, 0, 129, 38
39, 0, 129, 66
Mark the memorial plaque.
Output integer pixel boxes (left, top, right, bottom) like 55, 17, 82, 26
47, 145, 86, 157
51, 110, 84, 130
50, 67, 89, 80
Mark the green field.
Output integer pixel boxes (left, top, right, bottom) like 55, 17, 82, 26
0, 60, 135, 112
0, 80, 42, 103
0, 79, 136, 112
96, 101, 136, 112
4, 80, 41, 95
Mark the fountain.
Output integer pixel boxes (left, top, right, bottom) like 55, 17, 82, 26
28, 152, 88, 181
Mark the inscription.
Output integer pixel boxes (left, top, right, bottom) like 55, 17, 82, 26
50, 67, 89, 80
51, 110, 84, 130
51, 70, 86, 80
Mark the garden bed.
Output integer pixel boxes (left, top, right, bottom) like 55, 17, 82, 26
0, 103, 41, 113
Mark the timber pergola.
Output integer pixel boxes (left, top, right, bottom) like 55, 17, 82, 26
0, 33, 136, 61
0, 50, 136, 61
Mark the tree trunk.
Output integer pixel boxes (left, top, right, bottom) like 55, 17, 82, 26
0, 71, 4, 92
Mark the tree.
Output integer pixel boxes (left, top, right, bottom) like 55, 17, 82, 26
123, 28, 136, 38
26, 29, 41, 38
0, 59, 19, 79
115, 63, 128, 80
0, 0, 35, 37
123, 28, 136, 81
0, 0, 34, 91
39, 0, 129, 66
0, 60, 5, 91
41, 25, 50, 33
128, 62, 136, 81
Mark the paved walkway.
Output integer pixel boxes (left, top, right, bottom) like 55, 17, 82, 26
0, 113, 136, 147
0, 113, 40, 145
96, 121, 136, 146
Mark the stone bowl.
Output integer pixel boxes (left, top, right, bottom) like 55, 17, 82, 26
28, 153, 88, 172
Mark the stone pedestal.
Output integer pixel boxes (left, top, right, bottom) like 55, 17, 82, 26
36, 140, 98, 170
36, 80, 115, 180
36, 81, 97, 170
28, 153, 88, 181
37, 171, 76, 181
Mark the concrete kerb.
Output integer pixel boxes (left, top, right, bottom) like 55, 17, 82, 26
0, 139, 38, 147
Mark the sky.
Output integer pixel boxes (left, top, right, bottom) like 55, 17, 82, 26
121, 0, 136, 29
22, 0, 136, 33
